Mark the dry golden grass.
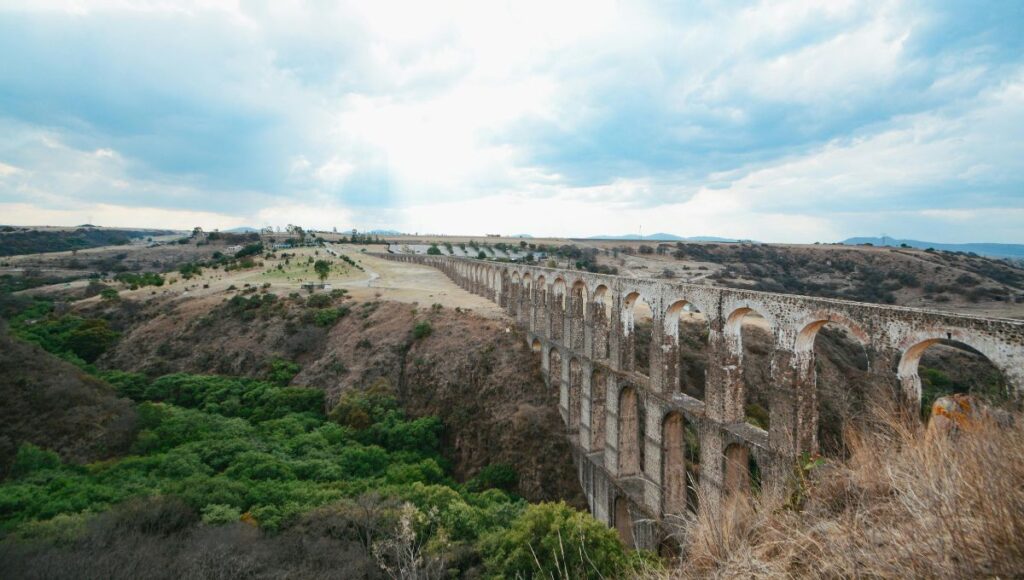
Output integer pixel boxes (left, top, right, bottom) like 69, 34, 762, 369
672, 411, 1024, 579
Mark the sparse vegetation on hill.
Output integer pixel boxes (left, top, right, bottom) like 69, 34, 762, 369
585, 241, 1024, 310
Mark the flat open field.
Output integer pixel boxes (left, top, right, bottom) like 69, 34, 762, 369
38, 243, 506, 319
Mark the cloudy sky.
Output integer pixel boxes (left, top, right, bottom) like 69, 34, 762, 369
0, 0, 1022, 242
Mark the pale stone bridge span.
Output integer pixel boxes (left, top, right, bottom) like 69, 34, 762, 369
376, 252, 1024, 550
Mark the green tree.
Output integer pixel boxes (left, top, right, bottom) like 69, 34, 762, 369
426, 245, 442, 255
481, 502, 651, 579
314, 260, 331, 282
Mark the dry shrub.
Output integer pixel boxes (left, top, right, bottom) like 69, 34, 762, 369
674, 411, 1024, 579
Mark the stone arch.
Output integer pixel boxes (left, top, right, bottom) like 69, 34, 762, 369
569, 280, 588, 350
898, 337, 1011, 418
591, 284, 613, 360
590, 368, 607, 450
724, 306, 774, 430
530, 338, 542, 353
569, 358, 583, 431
664, 299, 710, 399
548, 347, 562, 394
550, 277, 568, 341
521, 273, 534, 328
570, 280, 588, 318
794, 317, 871, 457
723, 443, 761, 498
535, 275, 548, 335
623, 292, 654, 376
614, 496, 634, 547
618, 385, 641, 476
504, 270, 517, 311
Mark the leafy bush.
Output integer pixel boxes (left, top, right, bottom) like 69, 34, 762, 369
178, 263, 202, 279
267, 359, 300, 387
466, 464, 518, 493
314, 307, 349, 327
306, 293, 333, 308
413, 321, 432, 340
200, 503, 241, 524
9, 444, 62, 478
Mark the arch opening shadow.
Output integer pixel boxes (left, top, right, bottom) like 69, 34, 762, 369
548, 347, 562, 398
550, 278, 568, 341
614, 496, 634, 548
569, 280, 588, 350
590, 369, 607, 450
569, 358, 583, 432
723, 443, 761, 499
662, 412, 701, 518
624, 293, 654, 376
727, 308, 773, 431
666, 300, 709, 400
804, 321, 871, 458
592, 285, 613, 360
618, 386, 641, 476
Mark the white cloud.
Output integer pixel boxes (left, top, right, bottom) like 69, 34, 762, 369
0, 202, 245, 231
0, 161, 21, 177
0, 1, 1021, 242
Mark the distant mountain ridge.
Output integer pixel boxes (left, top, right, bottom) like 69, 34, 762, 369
841, 237, 1024, 259
583, 233, 746, 242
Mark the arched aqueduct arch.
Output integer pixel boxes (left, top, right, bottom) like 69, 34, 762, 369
377, 251, 1024, 551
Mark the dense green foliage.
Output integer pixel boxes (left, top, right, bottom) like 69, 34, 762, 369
114, 271, 165, 288
233, 242, 264, 259
9, 300, 119, 365
0, 227, 160, 257
0, 273, 82, 294
1, 375, 438, 531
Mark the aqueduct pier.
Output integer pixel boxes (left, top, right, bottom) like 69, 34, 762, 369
376, 252, 1024, 550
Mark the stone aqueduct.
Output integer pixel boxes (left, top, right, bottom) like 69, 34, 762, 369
376, 252, 1024, 550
